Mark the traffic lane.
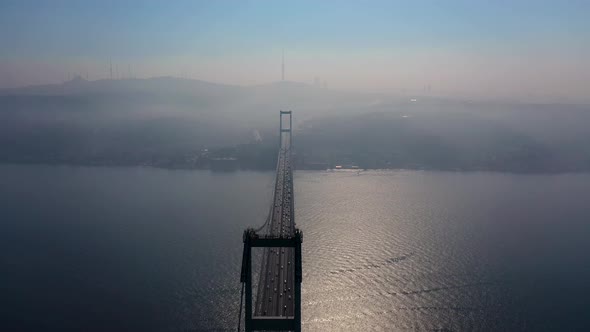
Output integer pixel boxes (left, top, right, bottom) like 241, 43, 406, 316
254, 146, 295, 317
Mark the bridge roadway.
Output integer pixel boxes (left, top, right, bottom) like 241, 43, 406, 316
254, 132, 295, 319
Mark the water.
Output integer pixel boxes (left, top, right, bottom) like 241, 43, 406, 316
298, 171, 590, 331
1, 165, 589, 331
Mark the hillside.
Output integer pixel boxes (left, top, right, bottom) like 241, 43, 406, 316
1, 77, 590, 172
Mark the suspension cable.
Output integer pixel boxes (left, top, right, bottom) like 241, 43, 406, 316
237, 282, 245, 331
252, 148, 283, 233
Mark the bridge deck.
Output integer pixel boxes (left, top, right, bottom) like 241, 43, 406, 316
254, 132, 295, 318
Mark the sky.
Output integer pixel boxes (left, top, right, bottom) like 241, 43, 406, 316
1, 0, 589, 101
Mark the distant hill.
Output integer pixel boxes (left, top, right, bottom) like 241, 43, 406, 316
0, 77, 387, 120
1, 77, 590, 172
0, 77, 387, 168
0, 76, 240, 96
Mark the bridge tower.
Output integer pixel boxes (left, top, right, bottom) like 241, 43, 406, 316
280, 110, 292, 147
240, 229, 302, 331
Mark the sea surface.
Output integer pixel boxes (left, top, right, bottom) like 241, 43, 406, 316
1, 164, 589, 331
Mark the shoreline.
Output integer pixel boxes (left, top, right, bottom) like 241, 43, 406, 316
2, 160, 589, 175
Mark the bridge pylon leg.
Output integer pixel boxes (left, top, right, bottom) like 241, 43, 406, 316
240, 230, 253, 331
294, 230, 302, 332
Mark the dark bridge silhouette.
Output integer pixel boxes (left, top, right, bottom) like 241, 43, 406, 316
239, 111, 302, 331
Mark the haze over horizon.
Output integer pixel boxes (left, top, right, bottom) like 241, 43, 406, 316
2, 0, 589, 103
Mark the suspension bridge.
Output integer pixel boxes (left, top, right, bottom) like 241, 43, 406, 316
239, 111, 302, 331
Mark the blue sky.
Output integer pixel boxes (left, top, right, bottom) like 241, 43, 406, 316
1, 0, 589, 100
